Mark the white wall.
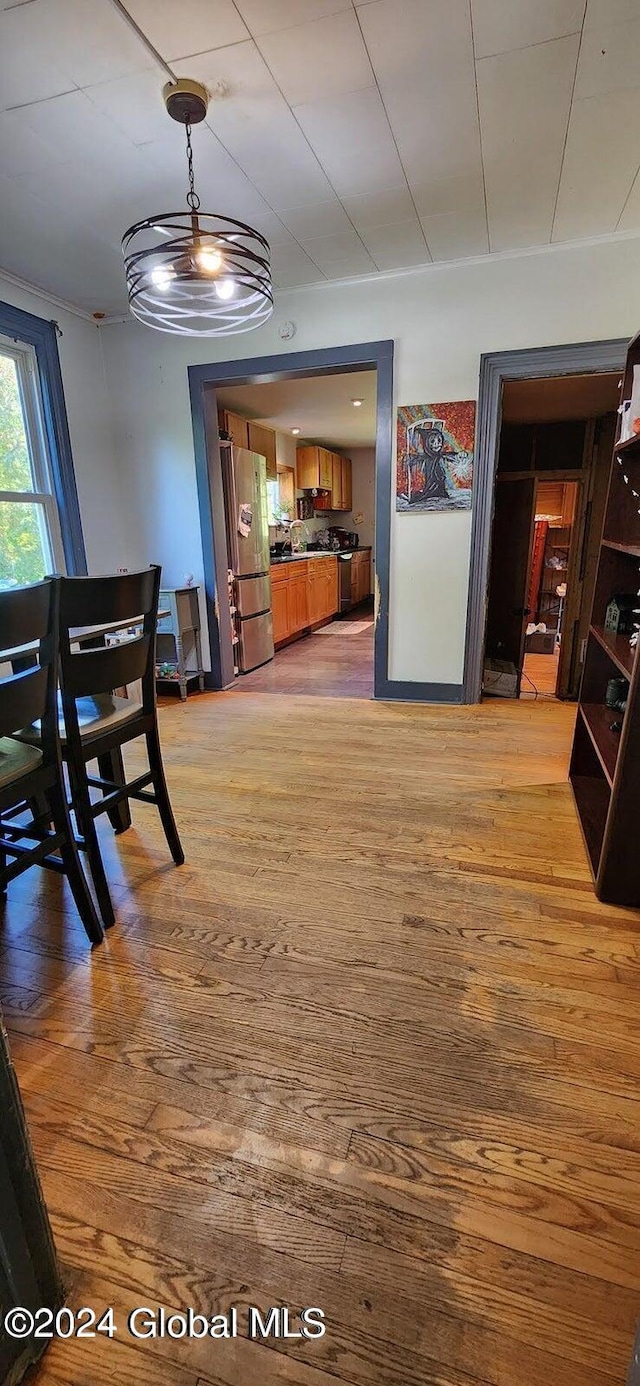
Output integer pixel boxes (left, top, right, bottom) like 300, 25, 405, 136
99, 236, 640, 689
0, 273, 130, 574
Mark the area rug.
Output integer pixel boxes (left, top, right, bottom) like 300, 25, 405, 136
315, 620, 374, 636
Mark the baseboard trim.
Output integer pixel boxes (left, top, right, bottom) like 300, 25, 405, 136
375, 679, 464, 704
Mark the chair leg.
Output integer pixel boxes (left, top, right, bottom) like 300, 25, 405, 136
98, 748, 132, 834
47, 780, 104, 946
66, 751, 116, 929
146, 727, 184, 865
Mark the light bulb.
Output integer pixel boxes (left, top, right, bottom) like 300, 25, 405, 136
150, 265, 175, 291
351, 398, 363, 407
197, 245, 223, 273
292, 428, 300, 435
215, 277, 235, 300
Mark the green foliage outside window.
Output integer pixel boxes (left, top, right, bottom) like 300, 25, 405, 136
0, 354, 47, 588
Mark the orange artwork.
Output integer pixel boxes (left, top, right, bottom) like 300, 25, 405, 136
397, 400, 475, 512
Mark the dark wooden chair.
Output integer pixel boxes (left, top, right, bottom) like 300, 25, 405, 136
57, 565, 183, 927
0, 579, 103, 945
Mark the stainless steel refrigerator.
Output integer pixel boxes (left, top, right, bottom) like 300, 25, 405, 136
222, 444, 274, 673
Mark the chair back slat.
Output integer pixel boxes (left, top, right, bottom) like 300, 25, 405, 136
0, 579, 58, 748
0, 579, 53, 653
0, 665, 48, 738
59, 569, 157, 629
59, 567, 161, 715
63, 636, 150, 698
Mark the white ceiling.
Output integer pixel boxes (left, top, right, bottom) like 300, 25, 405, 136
218, 368, 377, 448
501, 370, 620, 421
1, 0, 640, 314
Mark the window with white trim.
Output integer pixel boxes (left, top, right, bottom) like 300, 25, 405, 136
0, 333, 65, 589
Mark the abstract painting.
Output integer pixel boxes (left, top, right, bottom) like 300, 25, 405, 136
396, 401, 475, 512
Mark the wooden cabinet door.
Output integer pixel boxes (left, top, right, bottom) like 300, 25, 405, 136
319, 449, 333, 490
326, 558, 338, 617
248, 422, 277, 479
342, 458, 352, 510
307, 564, 324, 624
271, 577, 290, 644
219, 410, 249, 450
331, 454, 343, 510
289, 569, 309, 633
277, 467, 296, 520
296, 447, 317, 489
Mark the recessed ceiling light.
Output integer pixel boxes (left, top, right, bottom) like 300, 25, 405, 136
351, 398, 363, 407
292, 427, 300, 435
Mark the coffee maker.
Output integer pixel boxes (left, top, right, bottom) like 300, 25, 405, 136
329, 526, 359, 550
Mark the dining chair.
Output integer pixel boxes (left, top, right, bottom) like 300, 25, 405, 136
0, 579, 103, 945
56, 565, 184, 927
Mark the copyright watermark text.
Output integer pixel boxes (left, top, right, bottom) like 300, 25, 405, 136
3, 1305, 326, 1342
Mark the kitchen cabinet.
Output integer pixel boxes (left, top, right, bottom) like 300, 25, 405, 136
218, 409, 249, 450
277, 466, 296, 519
342, 457, 352, 511
331, 453, 343, 510
350, 550, 371, 605
247, 421, 277, 479
296, 445, 333, 492
270, 557, 338, 647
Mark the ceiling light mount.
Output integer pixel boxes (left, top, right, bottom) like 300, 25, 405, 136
121, 80, 273, 337
162, 79, 209, 126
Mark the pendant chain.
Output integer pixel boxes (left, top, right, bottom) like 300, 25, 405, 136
185, 122, 200, 212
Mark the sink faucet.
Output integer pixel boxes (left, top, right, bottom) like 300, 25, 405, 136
289, 519, 308, 553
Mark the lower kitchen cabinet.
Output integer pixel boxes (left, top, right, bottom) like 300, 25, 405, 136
270, 557, 338, 647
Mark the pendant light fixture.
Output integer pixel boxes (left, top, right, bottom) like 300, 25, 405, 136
122, 80, 273, 337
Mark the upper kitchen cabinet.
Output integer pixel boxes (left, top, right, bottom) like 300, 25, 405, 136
297, 446, 333, 492
247, 422, 277, 480
218, 409, 249, 451
341, 458, 352, 512
331, 453, 343, 510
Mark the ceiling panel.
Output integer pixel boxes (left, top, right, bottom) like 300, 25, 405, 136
420, 206, 490, 260
471, 0, 585, 59
477, 34, 580, 250
553, 87, 640, 239
410, 173, 486, 220
294, 86, 406, 196
574, 14, 640, 100
300, 230, 377, 274
123, 0, 249, 61
184, 41, 335, 209
357, 0, 483, 186
614, 161, 640, 232
270, 243, 326, 287
358, 218, 430, 269
256, 10, 373, 104
235, 0, 352, 38
84, 67, 176, 146
279, 200, 354, 238
584, 0, 640, 26
341, 186, 415, 229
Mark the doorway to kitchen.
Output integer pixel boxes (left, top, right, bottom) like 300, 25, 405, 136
188, 341, 393, 699
483, 371, 620, 702
216, 368, 376, 698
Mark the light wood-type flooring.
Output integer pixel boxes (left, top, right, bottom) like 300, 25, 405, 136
3, 691, 640, 1386
236, 602, 374, 699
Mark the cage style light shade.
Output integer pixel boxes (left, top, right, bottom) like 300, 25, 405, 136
121, 80, 274, 337
122, 211, 273, 336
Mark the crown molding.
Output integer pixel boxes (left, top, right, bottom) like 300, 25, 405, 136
53, 225, 640, 330
0, 266, 96, 323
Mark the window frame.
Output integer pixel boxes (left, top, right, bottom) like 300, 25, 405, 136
0, 298, 86, 575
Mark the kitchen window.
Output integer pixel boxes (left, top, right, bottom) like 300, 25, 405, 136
0, 300, 86, 587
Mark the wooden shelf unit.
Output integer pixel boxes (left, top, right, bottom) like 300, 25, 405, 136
569, 330, 640, 903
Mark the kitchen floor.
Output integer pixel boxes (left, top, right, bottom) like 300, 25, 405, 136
237, 599, 374, 698
3, 691, 637, 1386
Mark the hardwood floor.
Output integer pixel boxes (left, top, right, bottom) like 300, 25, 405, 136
2, 691, 640, 1386
521, 650, 560, 699
236, 602, 374, 698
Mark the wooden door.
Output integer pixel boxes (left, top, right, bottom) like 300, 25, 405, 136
325, 559, 338, 617
342, 458, 352, 511
248, 422, 277, 479
271, 577, 290, 643
485, 478, 536, 693
277, 467, 296, 520
219, 410, 249, 450
289, 569, 309, 634
296, 446, 319, 489
560, 414, 616, 700
307, 567, 322, 624
319, 449, 333, 490
332, 454, 343, 509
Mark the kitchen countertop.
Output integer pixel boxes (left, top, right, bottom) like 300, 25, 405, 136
270, 547, 371, 565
